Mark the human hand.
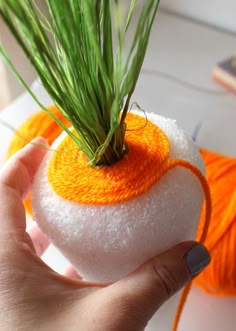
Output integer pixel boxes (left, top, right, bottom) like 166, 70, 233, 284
0, 138, 210, 331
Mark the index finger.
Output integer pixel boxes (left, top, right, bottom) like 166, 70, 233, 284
0, 137, 48, 238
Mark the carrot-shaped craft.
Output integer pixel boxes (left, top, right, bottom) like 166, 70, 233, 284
0, 1, 211, 330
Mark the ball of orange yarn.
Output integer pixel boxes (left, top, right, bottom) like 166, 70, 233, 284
7, 105, 68, 213
194, 149, 236, 296
7, 105, 67, 158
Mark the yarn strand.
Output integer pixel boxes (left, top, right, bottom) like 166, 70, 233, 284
167, 159, 212, 331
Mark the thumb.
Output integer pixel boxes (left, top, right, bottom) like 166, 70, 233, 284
110, 241, 210, 326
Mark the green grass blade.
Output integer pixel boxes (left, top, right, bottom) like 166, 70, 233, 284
0, 0, 160, 166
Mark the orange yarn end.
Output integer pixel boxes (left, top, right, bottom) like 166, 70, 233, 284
7, 105, 69, 214
172, 282, 192, 331
193, 149, 236, 296
166, 159, 211, 331
165, 159, 212, 244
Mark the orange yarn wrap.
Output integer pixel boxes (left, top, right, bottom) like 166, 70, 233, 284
48, 113, 170, 204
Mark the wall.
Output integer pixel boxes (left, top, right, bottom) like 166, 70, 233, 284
160, 0, 236, 33
0, 0, 48, 108
0, 22, 37, 104
1, 0, 236, 109
0, 59, 10, 110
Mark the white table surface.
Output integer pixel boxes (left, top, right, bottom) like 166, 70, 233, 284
1, 10, 236, 331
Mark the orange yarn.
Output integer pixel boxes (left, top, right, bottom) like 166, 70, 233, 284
7, 105, 68, 158
155, 159, 211, 331
7, 105, 68, 213
193, 148, 236, 296
48, 113, 170, 204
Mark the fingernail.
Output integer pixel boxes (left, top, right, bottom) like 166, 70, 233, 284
184, 244, 211, 277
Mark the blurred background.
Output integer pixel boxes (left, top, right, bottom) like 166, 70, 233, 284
1, 0, 236, 110
161, 0, 236, 33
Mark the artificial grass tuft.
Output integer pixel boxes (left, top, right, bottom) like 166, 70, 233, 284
0, 0, 160, 166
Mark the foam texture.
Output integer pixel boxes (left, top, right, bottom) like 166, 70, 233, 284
32, 112, 205, 282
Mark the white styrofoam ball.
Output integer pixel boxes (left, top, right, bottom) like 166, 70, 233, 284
32, 112, 204, 282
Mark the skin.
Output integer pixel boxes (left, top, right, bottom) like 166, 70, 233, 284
0, 138, 208, 331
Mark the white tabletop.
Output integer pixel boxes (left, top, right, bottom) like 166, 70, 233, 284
1, 10, 236, 331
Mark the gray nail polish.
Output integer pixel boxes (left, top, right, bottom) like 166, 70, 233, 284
184, 244, 211, 277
